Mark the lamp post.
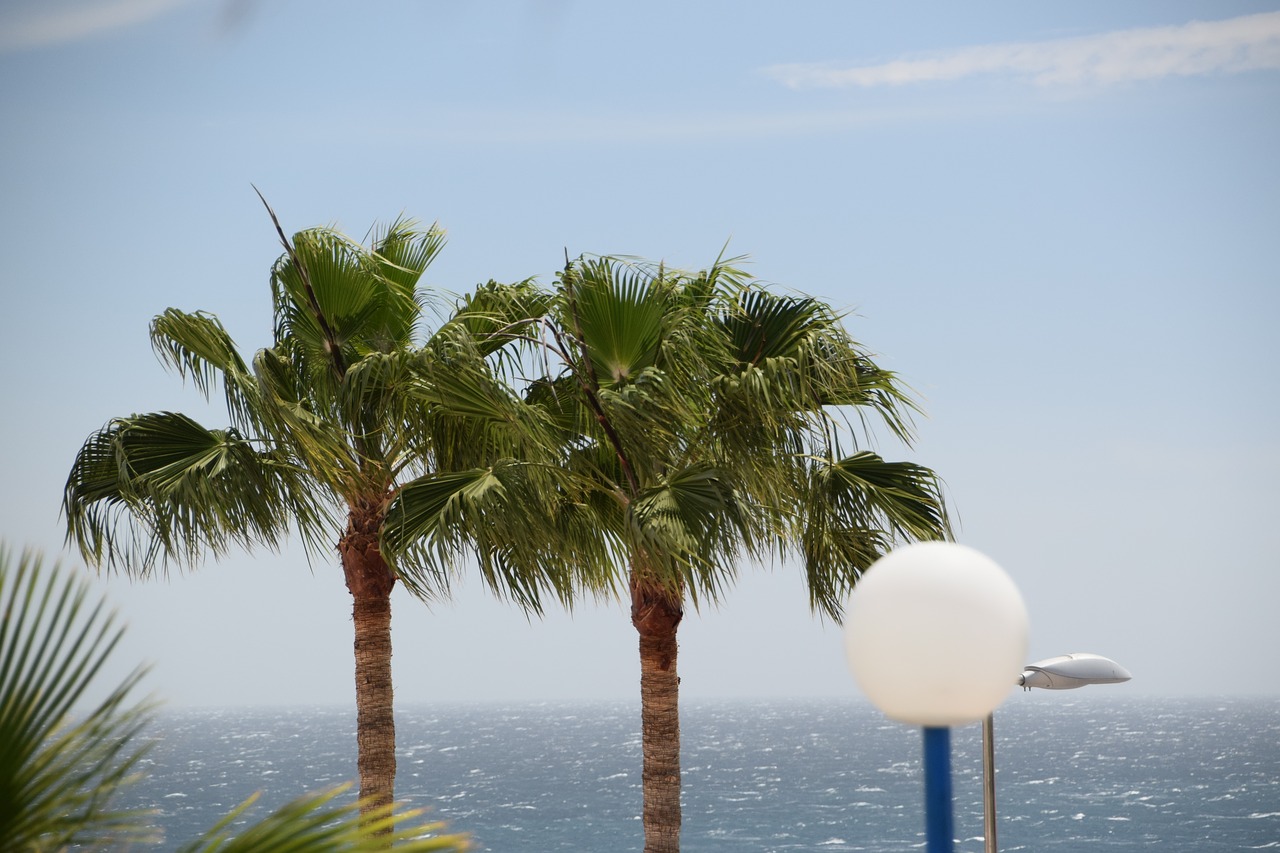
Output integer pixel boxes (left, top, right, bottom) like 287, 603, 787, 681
844, 542, 1029, 853
982, 653, 1132, 853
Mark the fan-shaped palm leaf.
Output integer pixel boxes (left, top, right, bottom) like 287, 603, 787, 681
447, 278, 549, 361
176, 785, 470, 853
628, 464, 750, 606
563, 257, 669, 387
0, 546, 157, 850
151, 309, 259, 432
799, 451, 950, 618
368, 216, 446, 343
63, 412, 319, 574
385, 459, 612, 610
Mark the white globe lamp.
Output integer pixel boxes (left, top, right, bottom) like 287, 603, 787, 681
843, 542, 1029, 853
844, 541, 1029, 725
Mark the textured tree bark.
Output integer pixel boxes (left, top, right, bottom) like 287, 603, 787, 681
341, 507, 398, 837
633, 575, 685, 853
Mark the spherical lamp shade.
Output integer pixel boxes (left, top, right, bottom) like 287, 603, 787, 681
844, 542, 1029, 727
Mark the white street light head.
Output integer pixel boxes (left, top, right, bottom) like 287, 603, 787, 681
844, 542, 1029, 727
1019, 653, 1132, 690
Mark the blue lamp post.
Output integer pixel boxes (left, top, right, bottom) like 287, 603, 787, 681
844, 542, 1029, 853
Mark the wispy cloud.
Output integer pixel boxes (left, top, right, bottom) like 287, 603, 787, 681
765, 11, 1280, 89
0, 0, 189, 53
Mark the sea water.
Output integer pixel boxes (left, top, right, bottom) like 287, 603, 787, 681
123, 696, 1279, 851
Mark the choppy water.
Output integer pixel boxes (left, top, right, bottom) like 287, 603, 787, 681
123, 696, 1280, 851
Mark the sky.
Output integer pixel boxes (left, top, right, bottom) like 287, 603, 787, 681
1, 1, 1277, 712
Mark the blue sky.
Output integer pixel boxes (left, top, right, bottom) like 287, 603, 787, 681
1, 1, 1277, 710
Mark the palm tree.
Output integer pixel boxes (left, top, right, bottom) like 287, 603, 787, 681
390, 254, 949, 853
0, 543, 471, 851
62, 202, 559, 827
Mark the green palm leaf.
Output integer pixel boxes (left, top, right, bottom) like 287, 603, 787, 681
628, 465, 749, 606
563, 257, 668, 387
721, 289, 821, 369
151, 309, 259, 431
269, 223, 435, 386
447, 278, 550, 360
249, 346, 361, 502
175, 785, 470, 853
62, 411, 315, 574
823, 452, 950, 539
0, 546, 157, 850
369, 216, 447, 335
800, 451, 950, 618
385, 461, 608, 610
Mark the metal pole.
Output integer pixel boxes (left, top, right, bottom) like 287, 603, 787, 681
922, 726, 954, 853
982, 713, 997, 853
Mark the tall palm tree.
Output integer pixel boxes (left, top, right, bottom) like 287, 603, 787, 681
62, 203, 558, 827
390, 254, 949, 853
0, 543, 471, 851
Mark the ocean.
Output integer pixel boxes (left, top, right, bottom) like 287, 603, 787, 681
123, 696, 1279, 851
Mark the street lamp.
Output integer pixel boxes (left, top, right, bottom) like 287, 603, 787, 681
982, 653, 1132, 853
844, 542, 1029, 853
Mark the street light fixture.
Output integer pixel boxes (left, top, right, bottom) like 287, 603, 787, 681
844, 542, 1029, 853
1018, 652, 1132, 690
982, 653, 1132, 853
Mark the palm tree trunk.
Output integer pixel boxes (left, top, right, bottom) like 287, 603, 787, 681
341, 508, 398, 833
632, 574, 685, 853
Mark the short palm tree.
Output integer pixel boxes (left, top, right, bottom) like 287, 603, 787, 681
62, 203, 560, 827
0, 543, 471, 851
387, 254, 949, 853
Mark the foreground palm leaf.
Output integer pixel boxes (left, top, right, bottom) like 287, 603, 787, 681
0, 545, 469, 851
177, 786, 469, 852
0, 545, 156, 850
63, 204, 561, 831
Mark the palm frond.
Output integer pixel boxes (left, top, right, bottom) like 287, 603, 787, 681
333, 349, 420, 467
678, 251, 753, 313
592, 368, 700, 478
799, 451, 951, 618
712, 289, 915, 448
721, 289, 823, 369
822, 354, 921, 446
370, 215, 446, 315
384, 461, 616, 611
151, 309, 260, 430
175, 784, 470, 853
0, 546, 157, 850
249, 347, 361, 501
562, 257, 669, 388
62, 412, 318, 574
381, 466, 508, 591
627, 465, 750, 607
270, 224, 426, 386
446, 278, 550, 361
524, 375, 595, 443
826, 452, 949, 539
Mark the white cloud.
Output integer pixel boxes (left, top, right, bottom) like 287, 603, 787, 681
765, 11, 1280, 89
0, 0, 190, 52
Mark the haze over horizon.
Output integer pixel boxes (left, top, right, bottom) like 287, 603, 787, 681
1, 1, 1276, 709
